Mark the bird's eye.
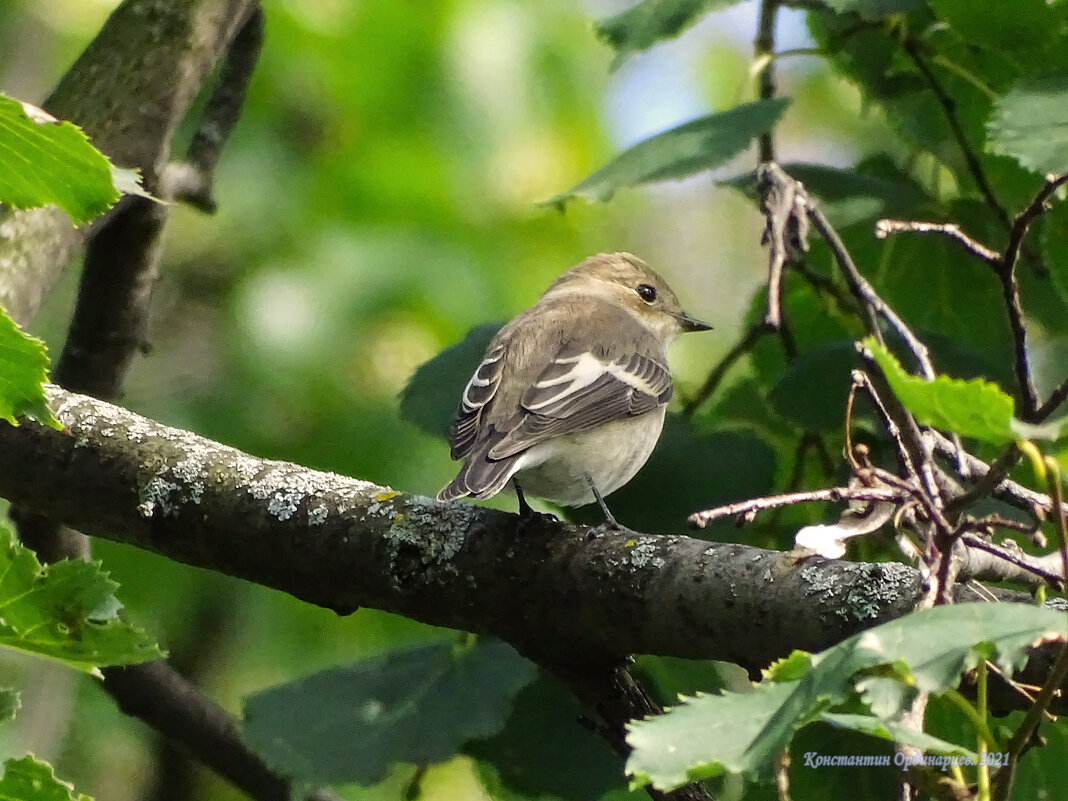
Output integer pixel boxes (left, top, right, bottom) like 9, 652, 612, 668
636, 283, 657, 303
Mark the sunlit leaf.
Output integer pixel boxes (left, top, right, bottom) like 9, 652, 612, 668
988, 74, 1068, 176
0, 525, 162, 672
818, 712, 976, 759
242, 638, 537, 785
0, 95, 131, 224
627, 603, 1064, 790
864, 338, 1068, 442
0, 756, 91, 801
0, 306, 59, 428
544, 99, 789, 209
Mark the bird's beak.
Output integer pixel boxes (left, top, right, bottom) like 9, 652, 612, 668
676, 311, 713, 333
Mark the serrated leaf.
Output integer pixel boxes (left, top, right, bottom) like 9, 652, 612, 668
399, 323, 501, 441
242, 638, 537, 785
0, 95, 121, 225
627, 603, 1065, 790
544, 99, 789, 209
0, 756, 91, 801
0, 525, 162, 672
595, 0, 743, 63
0, 306, 59, 428
864, 337, 1068, 443
988, 74, 1068, 176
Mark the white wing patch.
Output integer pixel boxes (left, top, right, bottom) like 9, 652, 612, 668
525, 351, 666, 412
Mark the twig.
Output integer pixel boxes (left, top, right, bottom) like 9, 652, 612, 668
875, 219, 1000, 265
754, 0, 779, 163
901, 37, 1011, 233
958, 534, 1064, 590
993, 462, 1068, 799
170, 8, 265, 213
689, 486, 902, 528
683, 320, 773, 415
946, 444, 1022, 515
759, 164, 936, 380
927, 430, 1064, 527
1002, 173, 1068, 282
1035, 375, 1068, 422
1003, 172, 1068, 420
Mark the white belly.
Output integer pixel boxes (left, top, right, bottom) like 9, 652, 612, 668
513, 407, 667, 506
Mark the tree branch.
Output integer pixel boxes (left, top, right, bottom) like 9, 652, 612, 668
0, 386, 1048, 673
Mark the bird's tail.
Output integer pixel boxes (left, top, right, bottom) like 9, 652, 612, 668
437, 449, 522, 503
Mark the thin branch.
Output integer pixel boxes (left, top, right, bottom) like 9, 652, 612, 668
754, 0, 779, 163
957, 534, 1063, 590
875, 219, 1000, 265
169, 8, 265, 213
759, 164, 936, 380
689, 486, 903, 528
1002, 173, 1068, 280
1035, 375, 1068, 422
901, 37, 1011, 233
946, 444, 1022, 516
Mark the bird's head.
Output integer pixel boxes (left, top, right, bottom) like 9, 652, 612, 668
544, 252, 711, 345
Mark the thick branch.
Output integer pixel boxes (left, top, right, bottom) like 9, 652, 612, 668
0, 386, 1037, 673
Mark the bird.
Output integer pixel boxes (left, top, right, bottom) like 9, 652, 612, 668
437, 252, 711, 527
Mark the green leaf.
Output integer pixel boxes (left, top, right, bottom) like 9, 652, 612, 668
627, 680, 796, 788
768, 342, 859, 430
0, 306, 59, 428
242, 638, 537, 785
819, 0, 924, 19
930, 0, 1062, 54
0, 756, 91, 801
399, 322, 501, 441
988, 74, 1068, 176
0, 525, 162, 672
818, 712, 977, 759
0, 95, 127, 225
627, 603, 1065, 790
466, 672, 630, 801
595, 0, 744, 63
863, 337, 1068, 443
544, 99, 790, 209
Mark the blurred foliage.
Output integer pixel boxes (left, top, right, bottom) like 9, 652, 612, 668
3, 0, 1068, 799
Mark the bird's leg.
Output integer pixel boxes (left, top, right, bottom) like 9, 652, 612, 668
584, 474, 628, 532
514, 479, 535, 522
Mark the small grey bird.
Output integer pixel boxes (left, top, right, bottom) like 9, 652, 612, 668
437, 252, 711, 526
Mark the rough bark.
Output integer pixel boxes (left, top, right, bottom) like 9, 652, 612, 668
0, 386, 1026, 673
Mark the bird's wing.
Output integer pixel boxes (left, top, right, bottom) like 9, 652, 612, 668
487, 341, 672, 460
448, 342, 507, 459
